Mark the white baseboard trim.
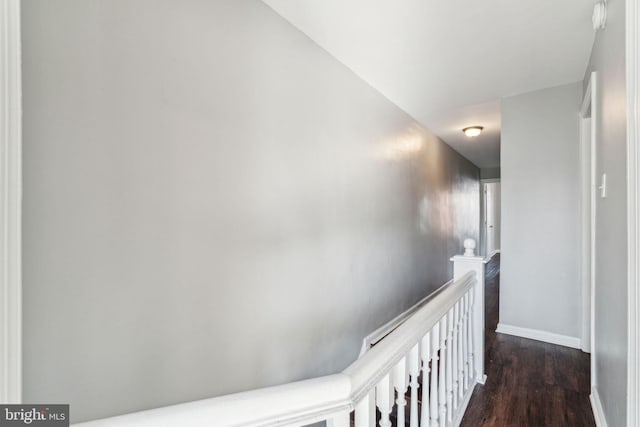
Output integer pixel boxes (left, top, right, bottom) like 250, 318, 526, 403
482, 249, 501, 264
453, 379, 480, 427
590, 387, 609, 427
496, 323, 582, 349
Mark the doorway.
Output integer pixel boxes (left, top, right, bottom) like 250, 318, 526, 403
481, 180, 501, 257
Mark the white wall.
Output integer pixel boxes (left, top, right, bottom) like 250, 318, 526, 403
500, 82, 582, 339
21, 0, 479, 422
583, 0, 628, 424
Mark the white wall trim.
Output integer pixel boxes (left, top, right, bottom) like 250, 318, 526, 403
591, 387, 609, 427
626, 0, 640, 425
580, 72, 597, 362
483, 249, 500, 264
480, 180, 501, 257
0, 0, 22, 404
495, 323, 582, 349
452, 378, 479, 427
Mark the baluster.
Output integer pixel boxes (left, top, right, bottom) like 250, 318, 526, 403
452, 302, 459, 412
438, 316, 447, 425
408, 343, 420, 427
376, 373, 393, 427
393, 357, 409, 427
355, 390, 376, 427
468, 289, 475, 383
419, 334, 430, 427
326, 411, 350, 427
458, 298, 465, 401
429, 324, 440, 427
462, 293, 469, 393
445, 307, 454, 423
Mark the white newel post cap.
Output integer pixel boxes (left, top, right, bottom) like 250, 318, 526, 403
463, 238, 476, 256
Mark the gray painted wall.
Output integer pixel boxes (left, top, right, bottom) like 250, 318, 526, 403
584, 0, 628, 424
501, 82, 582, 338
480, 167, 501, 180
21, 0, 479, 422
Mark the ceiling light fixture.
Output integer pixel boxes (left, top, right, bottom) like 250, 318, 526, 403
462, 126, 483, 137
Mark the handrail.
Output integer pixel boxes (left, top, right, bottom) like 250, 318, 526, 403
74, 271, 477, 427
344, 272, 474, 404
359, 276, 459, 354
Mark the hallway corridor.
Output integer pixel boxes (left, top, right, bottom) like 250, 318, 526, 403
460, 255, 596, 426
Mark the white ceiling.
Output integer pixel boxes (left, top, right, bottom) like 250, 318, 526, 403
263, 0, 595, 168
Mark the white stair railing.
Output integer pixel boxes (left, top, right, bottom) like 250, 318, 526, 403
74, 259, 485, 427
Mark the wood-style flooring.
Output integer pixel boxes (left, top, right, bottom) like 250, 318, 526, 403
460, 254, 596, 426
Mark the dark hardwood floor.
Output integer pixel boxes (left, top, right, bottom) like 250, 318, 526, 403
460, 254, 596, 427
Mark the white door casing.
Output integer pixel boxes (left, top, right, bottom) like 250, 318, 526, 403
626, 0, 640, 424
580, 73, 597, 373
0, 0, 22, 404
484, 182, 501, 255
480, 178, 500, 257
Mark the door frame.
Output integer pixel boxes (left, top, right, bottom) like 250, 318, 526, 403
580, 73, 596, 367
0, 0, 22, 403
627, 0, 640, 424
480, 178, 500, 257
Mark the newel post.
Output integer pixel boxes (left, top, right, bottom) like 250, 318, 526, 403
451, 239, 486, 384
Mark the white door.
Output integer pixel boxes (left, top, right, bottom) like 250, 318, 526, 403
485, 182, 501, 255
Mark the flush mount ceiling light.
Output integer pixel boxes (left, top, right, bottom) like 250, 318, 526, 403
462, 126, 483, 138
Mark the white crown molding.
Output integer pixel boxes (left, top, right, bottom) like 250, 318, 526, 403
0, 0, 22, 403
627, 0, 640, 425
